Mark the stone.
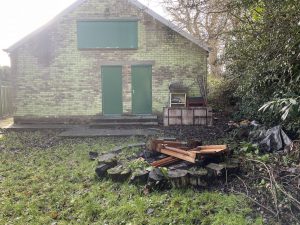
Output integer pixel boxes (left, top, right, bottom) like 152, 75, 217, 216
111, 146, 124, 154
206, 163, 225, 176
220, 162, 239, 173
148, 168, 165, 182
167, 169, 189, 188
168, 162, 191, 170
146, 208, 155, 215
89, 151, 99, 160
95, 164, 116, 178
188, 168, 208, 187
98, 153, 118, 167
129, 169, 149, 185
127, 143, 146, 148
107, 165, 131, 182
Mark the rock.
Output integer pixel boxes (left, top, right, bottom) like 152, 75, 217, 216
147, 168, 169, 190
168, 162, 191, 170
89, 151, 99, 160
220, 163, 239, 173
95, 163, 116, 178
140, 150, 160, 160
107, 165, 131, 182
148, 168, 165, 182
98, 153, 118, 167
206, 163, 225, 176
127, 143, 146, 148
111, 146, 124, 154
167, 169, 189, 188
129, 169, 149, 185
146, 208, 155, 215
188, 168, 208, 187
226, 157, 241, 165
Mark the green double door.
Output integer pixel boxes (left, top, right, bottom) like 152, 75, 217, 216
101, 65, 152, 115
131, 65, 152, 115
102, 66, 123, 115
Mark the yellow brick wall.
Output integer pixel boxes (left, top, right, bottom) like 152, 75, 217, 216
11, 0, 207, 117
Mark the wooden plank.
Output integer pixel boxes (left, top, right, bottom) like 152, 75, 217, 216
182, 109, 193, 125
191, 148, 226, 153
163, 145, 196, 158
198, 145, 227, 150
151, 156, 174, 165
150, 139, 186, 151
163, 107, 213, 126
160, 148, 196, 163
193, 149, 227, 154
151, 157, 180, 167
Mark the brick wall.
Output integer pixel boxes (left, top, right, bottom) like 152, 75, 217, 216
11, 0, 207, 117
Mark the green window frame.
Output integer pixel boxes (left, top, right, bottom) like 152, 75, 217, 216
77, 20, 138, 49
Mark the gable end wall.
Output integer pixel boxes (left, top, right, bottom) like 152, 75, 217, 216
11, 0, 207, 118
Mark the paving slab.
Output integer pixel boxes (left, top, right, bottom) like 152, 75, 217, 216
0, 118, 14, 129
6, 124, 81, 131
59, 128, 159, 137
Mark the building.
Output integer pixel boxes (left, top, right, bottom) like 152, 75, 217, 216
5, 0, 208, 124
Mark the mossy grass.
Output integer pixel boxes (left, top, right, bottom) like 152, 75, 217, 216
0, 131, 262, 225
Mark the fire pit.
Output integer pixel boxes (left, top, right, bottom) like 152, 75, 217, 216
91, 138, 240, 189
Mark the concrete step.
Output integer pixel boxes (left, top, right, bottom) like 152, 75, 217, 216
89, 121, 159, 128
91, 116, 157, 123
59, 128, 159, 137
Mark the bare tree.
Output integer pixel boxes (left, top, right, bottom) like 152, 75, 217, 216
160, 0, 231, 77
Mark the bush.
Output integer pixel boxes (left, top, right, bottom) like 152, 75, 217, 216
224, 0, 300, 137
207, 75, 238, 113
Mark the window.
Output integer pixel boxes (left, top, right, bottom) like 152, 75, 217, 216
77, 20, 138, 49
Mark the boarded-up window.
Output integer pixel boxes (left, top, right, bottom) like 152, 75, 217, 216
77, 20, 138, 49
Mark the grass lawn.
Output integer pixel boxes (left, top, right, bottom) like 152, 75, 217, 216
0, 132, 263, 225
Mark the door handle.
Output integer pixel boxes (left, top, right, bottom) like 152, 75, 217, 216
133, 89, 135, 94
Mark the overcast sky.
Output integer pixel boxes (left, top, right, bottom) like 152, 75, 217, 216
0, 0, 164, 66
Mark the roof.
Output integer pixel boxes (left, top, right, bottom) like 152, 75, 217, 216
4, 0, 209, 53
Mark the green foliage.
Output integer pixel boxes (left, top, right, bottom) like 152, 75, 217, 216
239, 142, 270, 162
0, 66, 11, 81
0, 132, 262, 224
259, 98, 299, 120
259, 97, 300, 136
240, 142, 260, 154
207, 75, 238, 112
225, 0, 300, 136
125, 158, 150, 171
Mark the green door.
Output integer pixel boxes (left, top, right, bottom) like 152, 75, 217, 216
131, 65, 152, 114
102, 66, 123, 115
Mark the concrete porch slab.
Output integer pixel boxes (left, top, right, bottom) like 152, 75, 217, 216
6, 124, 81, 131
58, 128, 159, 137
